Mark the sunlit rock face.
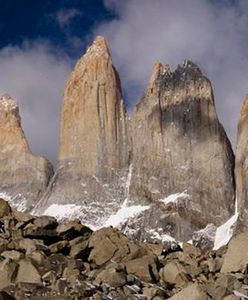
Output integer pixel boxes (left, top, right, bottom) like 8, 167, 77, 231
0, 94, 53, 211
235, 94, 248, 226
36, 36, 130, 226
125, 61, 235, 241
34, 37, 235, 243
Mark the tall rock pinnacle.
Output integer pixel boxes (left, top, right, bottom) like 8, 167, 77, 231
59, 36, 129, 175
35, 37, 235, 242
235, 94, 248, 225
126, 61, 235, 241
37, 36, 130, 225
0, 94, 53, 211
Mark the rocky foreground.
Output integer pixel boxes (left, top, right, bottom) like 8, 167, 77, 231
0, 199, 248, 299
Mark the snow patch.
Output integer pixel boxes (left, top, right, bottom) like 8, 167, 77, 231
159, 191, 189, 205
148, 228, 177, 243
43, 204, 82, 220
103, 199, 149, 228
126, 164, 132, 193
213, 197, 238, 250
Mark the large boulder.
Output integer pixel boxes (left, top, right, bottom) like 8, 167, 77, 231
221, 232, 248, 273
88, 227, 143, 266
15, 258, 42, 284
169, 283, 208, 299
0, 259, 18, 289
0, 94, 53, 211
0, 199, 11, 218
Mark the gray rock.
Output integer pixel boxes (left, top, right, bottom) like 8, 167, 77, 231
127, 61, 235, 242
192, 223, 217, 252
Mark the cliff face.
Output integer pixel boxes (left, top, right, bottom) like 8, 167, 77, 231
0, 94, 53, 211
34, 37, 235, 242
235, 95, 248, 224
125, 61, 235, 241
59, 36, 129, 175
36, 37, 130, 226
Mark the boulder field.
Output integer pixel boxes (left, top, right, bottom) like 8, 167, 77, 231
0, 198, 248, 299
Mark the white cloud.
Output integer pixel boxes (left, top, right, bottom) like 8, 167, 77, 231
0, 40, 72, 164
56, 8, 82, 28
94, 0, 248, 146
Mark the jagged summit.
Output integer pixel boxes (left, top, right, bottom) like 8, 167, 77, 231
85, 35, 110, 56
129, 56, 235, 241
148, 62, 171, 88
0, 94, 18, 112
74, 36, 111, 73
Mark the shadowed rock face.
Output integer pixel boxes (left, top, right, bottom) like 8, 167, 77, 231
235, 95, 248, 225
36, 36, 130, 226
34, 37, 235, 242
0, 94, 53, 211
125, 61, 235, 241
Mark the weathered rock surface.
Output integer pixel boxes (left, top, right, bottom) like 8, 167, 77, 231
221, 232, 248, 273
235, 94, 248, 225
36, 36, 130, 227
0, 198, 247, 299
29, 36, 236, 244
0, 95, 53, 211
124, 61, 235, 241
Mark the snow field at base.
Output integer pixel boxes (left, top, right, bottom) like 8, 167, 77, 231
213, 196, 239, 250
43, 204, 82, 220
0, 183, 240, 249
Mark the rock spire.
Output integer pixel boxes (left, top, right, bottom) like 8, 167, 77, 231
0, 94, 53, 211
125, 60, 235, 241
36, 36, 130, 226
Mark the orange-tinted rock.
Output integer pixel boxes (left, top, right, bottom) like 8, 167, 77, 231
37, 37, 130, 225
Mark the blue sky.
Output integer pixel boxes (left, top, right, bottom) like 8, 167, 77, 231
0, 0, 113, 53
0, 0, 248, 164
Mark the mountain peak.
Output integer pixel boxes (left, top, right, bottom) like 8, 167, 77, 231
0, 94, 18, 111
149, 62, 171, 87
85, 35, 110, 58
